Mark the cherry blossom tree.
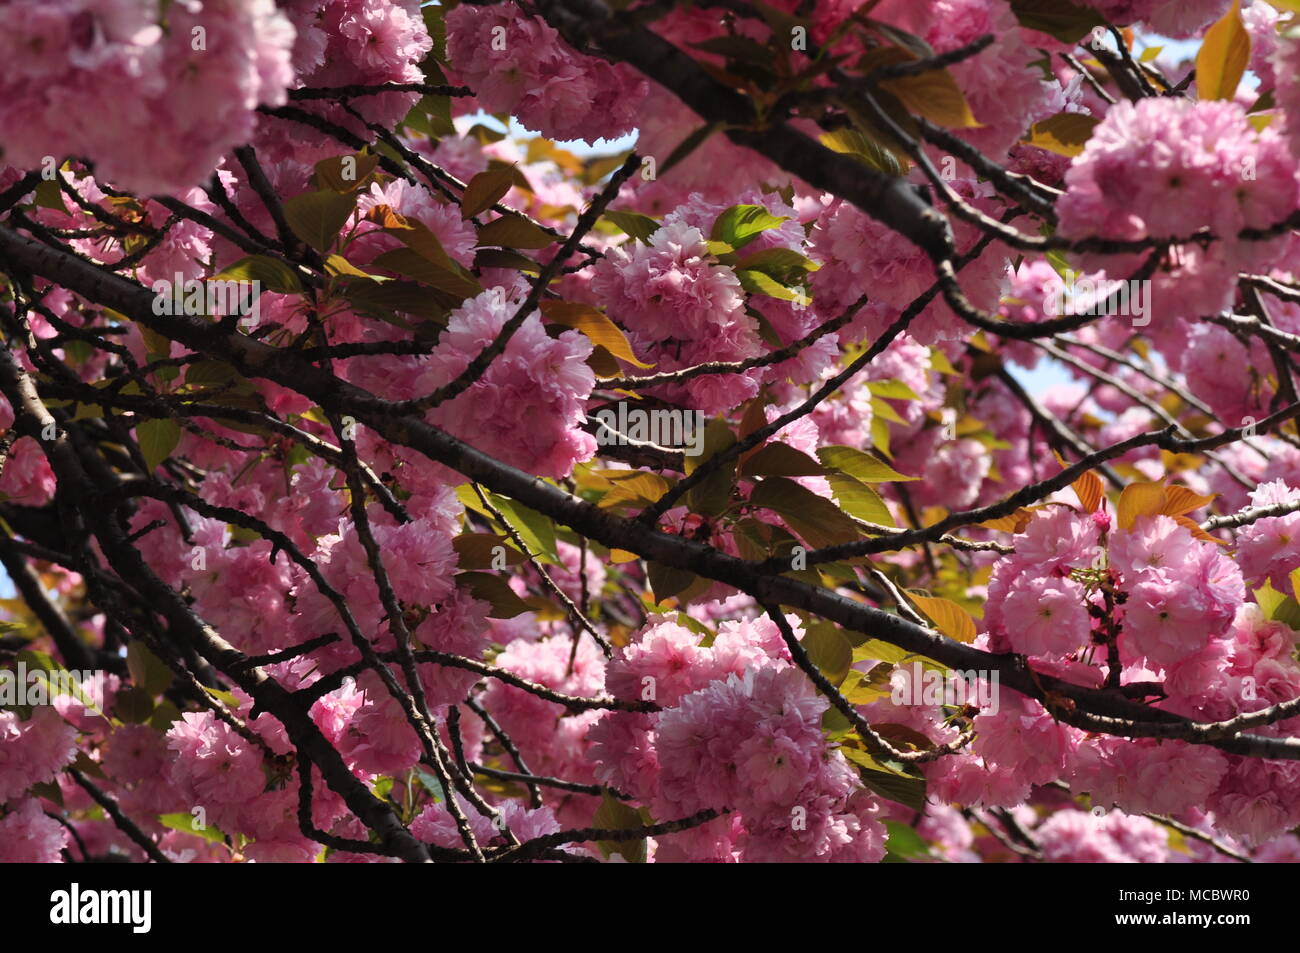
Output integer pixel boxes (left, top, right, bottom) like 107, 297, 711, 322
2, 0, 1300, 864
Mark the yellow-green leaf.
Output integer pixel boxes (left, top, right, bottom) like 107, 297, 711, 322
750, 477, 861, 549
314, 152, 381, 193
817, 445, 916, 482
592, 789, 647, 862
739, 442, 826, 478
819, 126, 908, 176
878, 68, 980, 128
211, 255, 303, 294
828, 473, 896, 527
1024, 112, 1100, 157
136, 418, 180, 473
603, 210, 660, 244
802, 622, 853, 685
159, 812, 226, 845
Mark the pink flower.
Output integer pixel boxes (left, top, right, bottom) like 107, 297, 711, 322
446, 1, 645, 143
606, 617, 705, 707
1236, 480, 1300, 590
973, 693, 1080, 786
589, 220, 759, 414
1016, 506, 1102, 572
0, 707, 78, 804
1110, 514, 1197, 581
1070, 737, 1228, 816
1035, 808, 1173, 863
424, 287, 596, 478
0, 437, 56, 507
167, 711, 267, 826
1058, 98, 1298, 320
1000, 574, 1092, 658
0, 798, 69, 862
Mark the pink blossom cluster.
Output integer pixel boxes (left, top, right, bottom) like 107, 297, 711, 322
0, 0, 295, 195
445, 1, 646, 144
258, 0, 433, 165
1058, 98, 1299, 324
422, 286, 598, 478
589, 219, 759, 414
590, 615, 885, 862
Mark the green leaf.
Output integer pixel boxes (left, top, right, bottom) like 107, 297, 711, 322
314, 152, 381, 194
802, 622, 853, 685
30, 780, 63, 807
324, 254, 372, 279
736, 268, 808, 304
866, 379, 919, 401
456, 571, 532, 618
423, 4, 448, 64
736, 247, 822, 285
596, 471, 672, 511
136, 418, 180, 473
201, 685, 241, 708
647, 562, 697, 604
592, 789, 647, 862
710, 204, 788, 250
1024, 112, 1100, 157
603, 210, 661, 244
126, 642, 173, 696
486, 494, 559, 564
1009, 0, 1104, 43
685, 419, 737, 517
159, 812, 226, 845
33, 177, 67, 213
827, 473, 895, 527
1257, 581, 1300, 630
870, 416, 892, 458
185, 359, 241, 390
113, 685, 154, 723
343, 277, 450, 323
819, 126, 907, 177
852, 638, 916, 664
817, 445, 917, 482
150, 700, 182, 731
474, 248, 542, 275
851, 760, 928, 812
210, 255, 303, 294
452, 533, 526, 569
749, 477, 860, 549
476, 213, 555, 249
283, 189, 358, 253
883, 819, 930, 860
879, 68, 980, 128
739, 442, 826, 478
371, 247, 482, 302
689, 34, 775, 64
12, 650, 104, 714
